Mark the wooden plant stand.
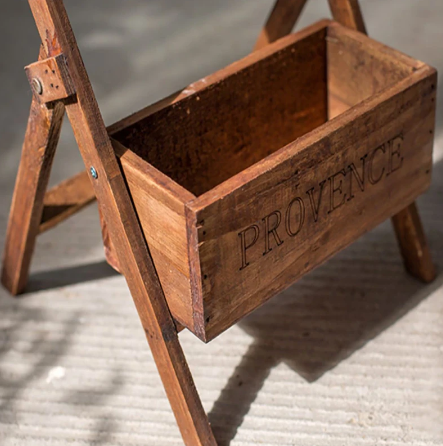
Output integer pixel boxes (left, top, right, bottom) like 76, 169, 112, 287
2, 0, 437, 444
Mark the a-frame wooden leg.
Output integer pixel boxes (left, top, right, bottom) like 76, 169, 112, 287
27, 1, 216, 445
256, 0, 436, 283
327, 0, 367, 34
1, 47, 65, 295
254, 0, 309, 50
392, 203, 436, 282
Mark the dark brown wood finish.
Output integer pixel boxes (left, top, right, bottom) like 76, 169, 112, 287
392, 202, 436, 283
104, 20, 436, 341
25, 53, 75, 104
112, 21, 329, 197
254, 0, 309, 50
255, 0, 435, 285
2, 1, 436, 444
190, 61, 436, 341
327, 24, 424, 110
328, 0, 367, 34
26, 1, 217, 445
1, 47, 65, 296
101, 21, 329, 331
327, 0, 436, 283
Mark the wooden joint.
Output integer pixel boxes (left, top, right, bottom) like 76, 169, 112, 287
25, 54, 75, 104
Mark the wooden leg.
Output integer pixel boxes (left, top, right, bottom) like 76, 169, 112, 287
254, 0, 308, 50
29, 2, 217, 444
391, 203, 436, 283
327, 0, 367, 33
98, 206, 120, 272
1, 48, 65, 295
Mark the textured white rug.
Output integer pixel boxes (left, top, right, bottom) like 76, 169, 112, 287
1, 1, 442, 445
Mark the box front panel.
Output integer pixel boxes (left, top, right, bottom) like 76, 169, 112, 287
194, 68, 436, 342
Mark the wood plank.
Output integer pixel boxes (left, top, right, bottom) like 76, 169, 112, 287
28, 1, 217, 445
25, 54, 75, 104
328, 93, 350, 119
188, 65, 436, 341
112, 139, 197, 331
1, 47, 65, 295
327, 22, 423, 109
328, 0, 367, 33
392, 202, 436, 282
254, 0, 309, 50
112, 21, 330, 198
39, 170, 95, 233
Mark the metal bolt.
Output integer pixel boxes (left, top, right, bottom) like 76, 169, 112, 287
90, 166, 98, 179
32, 78, 43, 95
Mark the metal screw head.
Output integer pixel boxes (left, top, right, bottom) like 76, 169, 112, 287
32, 78, 43, 95
90, 166, 98, 180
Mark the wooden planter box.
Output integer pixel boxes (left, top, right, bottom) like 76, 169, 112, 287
108, 19, 436, 342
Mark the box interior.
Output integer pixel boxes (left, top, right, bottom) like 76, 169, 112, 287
113, 22, 417, 197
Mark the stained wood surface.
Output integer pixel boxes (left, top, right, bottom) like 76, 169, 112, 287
328, 0, 367, 33
1, 47, 65, 295
329, 0, 436, 285
104, 21, 330, 333
189, 62, 436, 341
40, 170, 95, 233
254, 0, 308, 50
28, 1, 217, 445
112, 139, 197, 331
392, 203, 436, 283
327, 23, 423, 110
25, 53, 75, 104
2, 1, 436, 443
106, 21, 437, 341
112, 20, 329, 197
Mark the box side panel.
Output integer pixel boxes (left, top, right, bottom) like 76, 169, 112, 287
112, 23, 329, 197
195, 68, 436, 342
327, 22, 424, 112
118, 148, 196, 331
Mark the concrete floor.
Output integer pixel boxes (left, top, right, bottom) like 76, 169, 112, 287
1, 1, 443, 445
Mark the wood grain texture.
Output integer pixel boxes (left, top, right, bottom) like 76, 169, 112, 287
112, 138, 197, 331
38, 99, 187, 244
1, 47, 65, 295
99, 205, 120, 272
113, 20, 329, 197
189, 63, 436, 341
3, 0, 435, 442
392, 202, 436, 283
327, 23, 423, 110
25, 53, 75, 104
105, 21, 330, 334
28, 1, 217, 445
254, 0, 309, 50
327, 0, 436, 284
328, 0, 367, 33
39, 170, 95, 233
105, 21, 437, 341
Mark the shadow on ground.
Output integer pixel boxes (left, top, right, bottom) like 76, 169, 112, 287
208, 158, 443, 445
26, 260, 119, 293
9, 159, 441, 446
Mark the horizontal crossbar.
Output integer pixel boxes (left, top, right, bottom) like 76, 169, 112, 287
40, 170, 95, 233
